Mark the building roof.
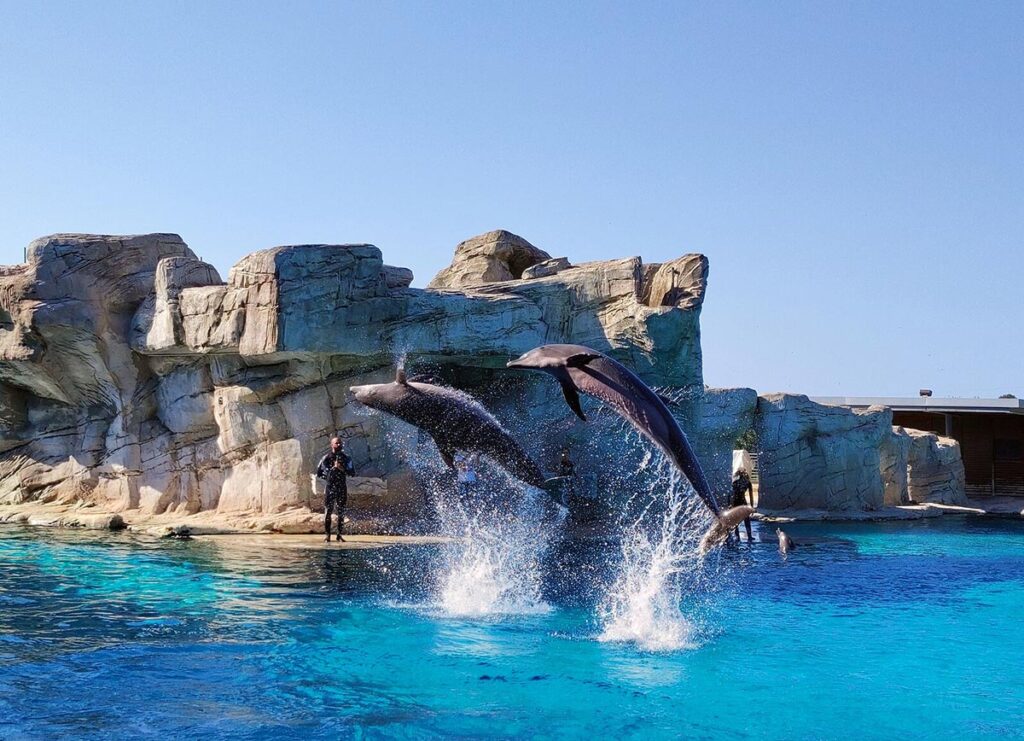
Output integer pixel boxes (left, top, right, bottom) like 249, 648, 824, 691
811, 396, 1024, 415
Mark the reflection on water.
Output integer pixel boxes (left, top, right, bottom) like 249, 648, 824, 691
2, 516, 1024, 739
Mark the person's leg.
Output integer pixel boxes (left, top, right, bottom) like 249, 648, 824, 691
744, 517, 753, 541
324, 494, 335, 541
337, 493, 346, 541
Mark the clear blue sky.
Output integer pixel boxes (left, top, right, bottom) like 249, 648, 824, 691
1, 1, 1020, 397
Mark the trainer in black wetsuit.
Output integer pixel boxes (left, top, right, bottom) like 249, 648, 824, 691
731, 467, 754, 542
558, 448, 575, 478
316, 437, 355, 542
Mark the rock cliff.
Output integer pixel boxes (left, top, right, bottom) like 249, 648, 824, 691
0, 230, 968, 530
753, 394, 969, 513
0, 231, 711, 529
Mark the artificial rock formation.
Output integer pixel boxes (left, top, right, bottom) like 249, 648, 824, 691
753, 394, 969, 513
0, 230, 712, 529
0, 230, 969, 527
754, 394, 892, 512
905, 428, 968, 505
427, 230, 552, 289
696, 387, 758, 498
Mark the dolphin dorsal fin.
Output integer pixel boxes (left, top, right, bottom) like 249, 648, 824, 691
396, 367, 408, 385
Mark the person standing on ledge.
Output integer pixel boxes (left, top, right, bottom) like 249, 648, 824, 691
316, 436, 355, 542
558, 446, 576, 478
453, 451, 478, 499
731, 467, 754, 542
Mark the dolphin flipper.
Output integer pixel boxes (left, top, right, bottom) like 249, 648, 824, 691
542, 477, 571, 509
559, 379, 587, 421
432, 438, 456, 469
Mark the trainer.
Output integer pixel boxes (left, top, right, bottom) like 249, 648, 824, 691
316, 436, 355, 542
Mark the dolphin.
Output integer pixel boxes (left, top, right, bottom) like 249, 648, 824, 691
507, 344, 754, 545
699, 505, 756, 554
350, 368, 567, 502
777, 528, 796, 555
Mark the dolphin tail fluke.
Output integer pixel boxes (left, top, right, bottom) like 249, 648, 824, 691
541, 477, 572, 509
559, 379, 587, 421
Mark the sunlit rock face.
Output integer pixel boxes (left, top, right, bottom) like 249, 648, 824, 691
0, 230, 712, 527
905, 429, 968, 506
754, 394, 893, 512
426, 230, 551, 289
753, 395, 968, 513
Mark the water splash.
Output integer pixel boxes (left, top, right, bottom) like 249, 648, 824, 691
598, 455, 721, 652
377, 413, 563, 618
433, 478, 562, 617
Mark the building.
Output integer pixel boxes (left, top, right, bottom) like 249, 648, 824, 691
812, 396, 1024, 497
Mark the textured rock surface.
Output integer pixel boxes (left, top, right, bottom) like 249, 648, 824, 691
0, 230, 974, 526
695, 387, 758, 499
906, 428, 968, 505
880, 426, 912, 506
0, 230, 713, 530
754, 394, 892, 511
644, 255, 709, 309
522, 257, 571, 280
753, 396, 969, 512
427, 230, 551, 289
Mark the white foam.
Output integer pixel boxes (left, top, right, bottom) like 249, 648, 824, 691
395, 433, 561, 618
598, 461, 717, 652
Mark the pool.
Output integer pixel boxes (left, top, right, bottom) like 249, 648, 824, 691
1, 515, 1022, 739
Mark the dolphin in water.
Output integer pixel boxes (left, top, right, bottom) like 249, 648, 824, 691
777, 528, 796, 555
507, 344, 753, 544
350, 368, 567, 502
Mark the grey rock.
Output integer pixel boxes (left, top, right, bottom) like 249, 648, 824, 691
755, 394, 891, 511
382, 265, 414, 289
427, 230, 550, 289
906, 428, 968, 505
880, 426, 912, 505
0, 229, 721, 525
522, 257, 571, 280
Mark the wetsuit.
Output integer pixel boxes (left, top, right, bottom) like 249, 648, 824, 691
316, 451, 354, 539
731, 472, 753, 540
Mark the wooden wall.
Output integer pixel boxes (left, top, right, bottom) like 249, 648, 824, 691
892, 411, 1024, 496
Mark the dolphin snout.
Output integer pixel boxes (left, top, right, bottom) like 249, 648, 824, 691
349, 385, 371, 404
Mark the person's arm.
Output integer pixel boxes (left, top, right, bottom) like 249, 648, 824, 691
315, 454, 331, 480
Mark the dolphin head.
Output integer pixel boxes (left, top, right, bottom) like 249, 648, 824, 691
349, 382, 399, 411
507, 346, 567, 370
350, 366, 415, 411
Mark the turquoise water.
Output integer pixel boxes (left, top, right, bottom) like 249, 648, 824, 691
1, 516, 1023, 739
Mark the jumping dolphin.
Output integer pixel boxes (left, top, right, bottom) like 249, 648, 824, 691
350, 368, 566, 502
699, 505, 756, 554
507, 344, 754, 544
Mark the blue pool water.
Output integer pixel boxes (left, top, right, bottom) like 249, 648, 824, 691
1, 516, 1023, 739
